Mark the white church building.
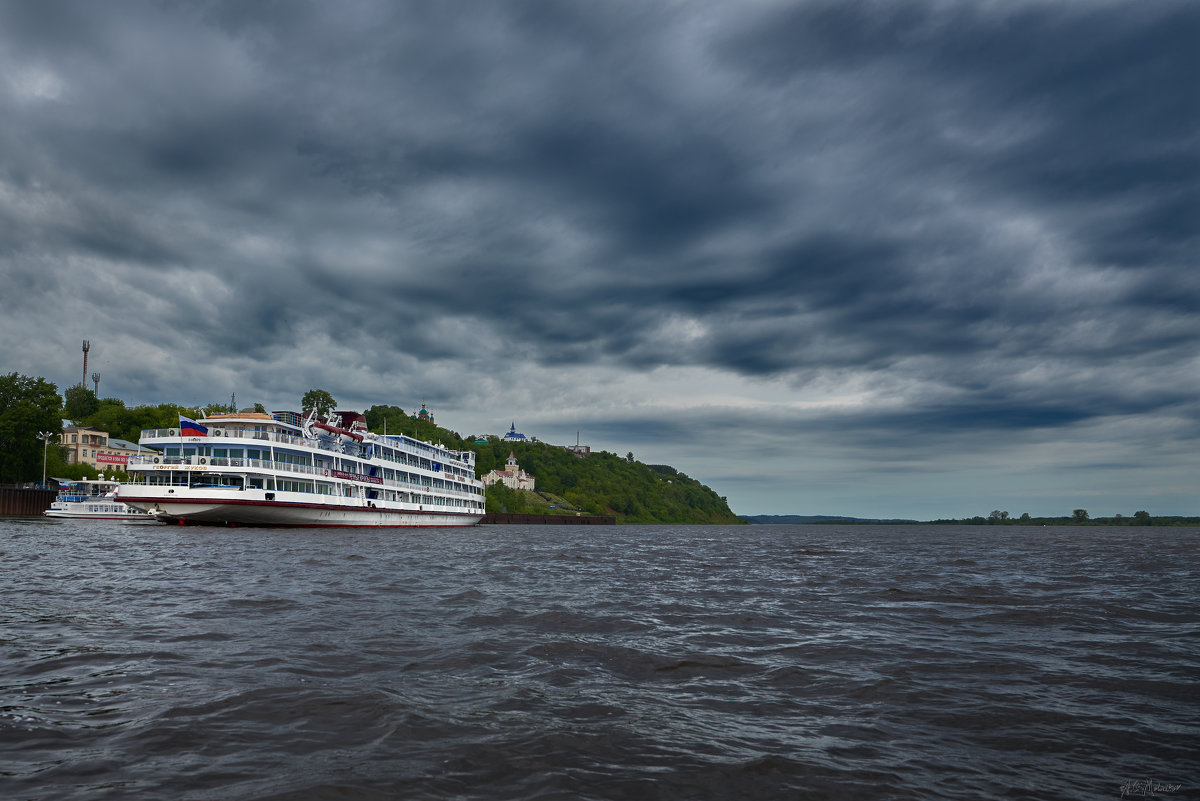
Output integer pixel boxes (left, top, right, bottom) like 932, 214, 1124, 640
482, 451, 536, 491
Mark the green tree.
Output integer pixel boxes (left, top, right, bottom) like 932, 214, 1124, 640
302, 389, 337, 418
0, 373, 63, 484
73, 401, 179, 446
1019, 513, 1031, 523
989, 510, 1009, 524
485, 482, 527, 514
84, 398, 129, 434
1072, 508, 1089, 523
63, 384, 99, 420
1133, 510, 1151, 526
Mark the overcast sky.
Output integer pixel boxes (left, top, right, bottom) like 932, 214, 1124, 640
2, 0, 1196, 519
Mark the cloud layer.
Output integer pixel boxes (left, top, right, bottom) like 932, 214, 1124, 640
3, 0, 1196, 517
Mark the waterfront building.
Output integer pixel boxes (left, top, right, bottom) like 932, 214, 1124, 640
61, 426, 151, 472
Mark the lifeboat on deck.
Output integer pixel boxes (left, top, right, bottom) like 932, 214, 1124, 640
312, 421, 365, 443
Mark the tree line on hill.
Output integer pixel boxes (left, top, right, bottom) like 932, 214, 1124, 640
1, 376, 741, 524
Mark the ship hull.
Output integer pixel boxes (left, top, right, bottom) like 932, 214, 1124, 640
118, 492, 481, 527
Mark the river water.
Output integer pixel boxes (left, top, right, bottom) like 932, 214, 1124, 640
2, 520, 1196, 800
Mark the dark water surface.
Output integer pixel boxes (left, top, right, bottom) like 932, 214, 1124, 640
2, 521, 1196, 800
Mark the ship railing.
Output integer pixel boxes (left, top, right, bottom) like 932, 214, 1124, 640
127, 454, 185, 466
126, 452, 483, 497
138, 428, 275, 441
139, 428, 294, 443
138, 428, 471, 468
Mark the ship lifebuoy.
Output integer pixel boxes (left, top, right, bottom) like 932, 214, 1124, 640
323, 468, 329, 476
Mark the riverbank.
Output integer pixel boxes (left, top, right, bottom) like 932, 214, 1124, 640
481, 512, 615, 525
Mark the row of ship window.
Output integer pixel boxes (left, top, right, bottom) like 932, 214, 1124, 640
163, 446, 476, 491
168, 445, 470, 481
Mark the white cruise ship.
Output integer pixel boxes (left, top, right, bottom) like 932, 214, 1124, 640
116, 410, 485, 527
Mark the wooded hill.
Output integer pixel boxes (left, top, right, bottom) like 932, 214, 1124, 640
363, 405, 742, 524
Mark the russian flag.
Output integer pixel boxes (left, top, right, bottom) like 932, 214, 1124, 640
179, 415, 208, 437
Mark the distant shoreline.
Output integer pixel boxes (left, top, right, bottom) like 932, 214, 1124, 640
740, 514, 1200, 527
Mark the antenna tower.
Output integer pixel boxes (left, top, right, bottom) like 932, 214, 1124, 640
81, 340, 90, 387
92, 372, 100, 397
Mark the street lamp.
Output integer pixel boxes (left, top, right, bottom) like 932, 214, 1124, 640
38, 431, 55, 488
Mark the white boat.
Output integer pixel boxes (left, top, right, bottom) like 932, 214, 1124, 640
116, 410, 485, 527
45, 479, 159, 521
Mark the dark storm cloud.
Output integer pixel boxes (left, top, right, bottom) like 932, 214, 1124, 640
716, 6, 1196, 251
2, 0, 1196, 515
